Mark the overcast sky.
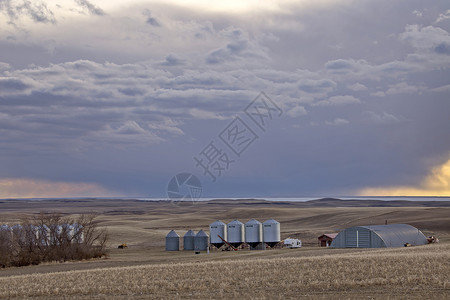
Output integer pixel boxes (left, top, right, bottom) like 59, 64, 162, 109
1, 0, 449, 198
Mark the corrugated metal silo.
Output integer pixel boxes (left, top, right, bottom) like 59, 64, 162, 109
165, 230, 180, 251
245, 219, 263, 249
210, 220, 227, 249
263, 219, 281, 248
227, 219, 245, 248
183, 230, 195, 250
72, 223, 84, 243
194, 230, 209, 251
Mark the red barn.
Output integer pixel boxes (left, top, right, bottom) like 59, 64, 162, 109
318, 233, 337, 247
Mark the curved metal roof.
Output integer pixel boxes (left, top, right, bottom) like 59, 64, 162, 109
352, 224, 427, 247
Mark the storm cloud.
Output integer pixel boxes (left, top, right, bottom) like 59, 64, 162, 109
0, 0, 449, 197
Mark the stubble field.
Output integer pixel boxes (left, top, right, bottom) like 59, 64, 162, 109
0, 198, 449, 299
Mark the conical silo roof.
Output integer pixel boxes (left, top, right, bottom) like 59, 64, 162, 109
184, 230, 195, 237
228, 219, 244, 225
246, 219, 261, 225
263, 219, 279, 224
166, 230, 179, 238
196, 229, 209, 237
210, 220, 226, 226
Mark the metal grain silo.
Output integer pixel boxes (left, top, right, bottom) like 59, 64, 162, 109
165, 230, 180, 251
72, 223, 84, 243
210, 220, 227, 249
183, 230, 195, 250
263, 219, 281, 248
245, 219, 263, 249
194, 230, 209, 251
227, 219, 245, 248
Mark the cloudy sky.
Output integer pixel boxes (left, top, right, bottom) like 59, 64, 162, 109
1, 0, 450, 198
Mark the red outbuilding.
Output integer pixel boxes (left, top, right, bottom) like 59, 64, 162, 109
318, 233, 337, 247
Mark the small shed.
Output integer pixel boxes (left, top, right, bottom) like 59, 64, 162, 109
331, 224, 428, 248
318, 233, 337, 247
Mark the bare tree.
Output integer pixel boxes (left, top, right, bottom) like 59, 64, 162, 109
1, 213, 108, 268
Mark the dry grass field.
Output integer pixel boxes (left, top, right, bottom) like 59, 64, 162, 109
0, 198, 449, 299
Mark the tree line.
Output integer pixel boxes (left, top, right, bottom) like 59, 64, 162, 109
0, 213, 108, 268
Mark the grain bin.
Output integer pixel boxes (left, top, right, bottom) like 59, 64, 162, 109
183, 230, 195, 250
165, 230, 180, 251
72, 223, 84, 243
245, 219, 263, 249
227, 219, 245, 248
210, 220, 227, 249
263, 219, 280, 248
194, 230, 209, 251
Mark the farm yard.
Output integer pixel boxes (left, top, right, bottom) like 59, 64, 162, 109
0, 198, 449, 299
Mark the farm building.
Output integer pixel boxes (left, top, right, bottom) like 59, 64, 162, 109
317, 233, 337, 247
331, 224, 428, 248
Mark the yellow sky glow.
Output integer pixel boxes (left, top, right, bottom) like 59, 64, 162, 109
358, 157, 450, 197
0, 178, 118, 198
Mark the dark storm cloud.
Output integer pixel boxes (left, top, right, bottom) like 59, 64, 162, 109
0, 0, 449, 197
142, 9, 160, 26
0, 77, 29, 91
206, 28, 268, 64
160, 54, 185, 66
0, 0, 55, 24
74, 0, 105, 16
435, 42, 450, 54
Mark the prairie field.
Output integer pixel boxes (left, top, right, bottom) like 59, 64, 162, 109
0, 198, 449, 299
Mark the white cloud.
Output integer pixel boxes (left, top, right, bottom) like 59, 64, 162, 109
431, 84, 450, 93
363, 111, 402, 124
412, 10, 422, 17
314, 95, 361, 106
347, 83, 368, 91
435, 9, 450, 23
370, 91, 386, 97
386, 82, 422, 95
286, 105, 307, 117
325, 118, 349, 126
400, 24, 450, 55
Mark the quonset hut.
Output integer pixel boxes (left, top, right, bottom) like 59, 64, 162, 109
331, 224, 428, 248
